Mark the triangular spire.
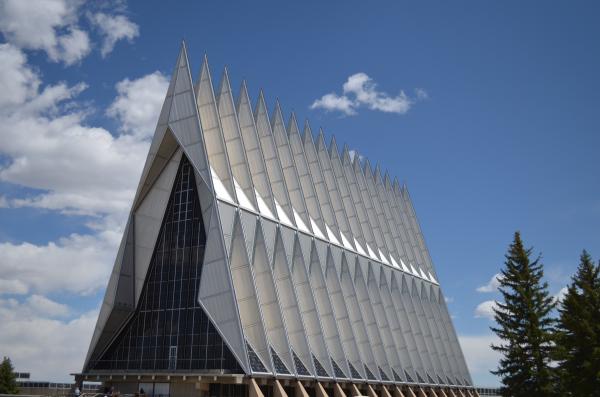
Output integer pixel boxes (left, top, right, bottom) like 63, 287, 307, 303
216, 67, 259, 211
302, 119, 314, 146
287, 111, 301, 138
270, 99, 288, 145
342, 144, 354, 167
329, 135, 340, 159
236, 81, 278, 219
196, 55, 238, 204
254, 90, 296, 228
133, 42, 211, 208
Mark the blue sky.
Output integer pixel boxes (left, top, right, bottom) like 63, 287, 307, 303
0, 0, 599, 386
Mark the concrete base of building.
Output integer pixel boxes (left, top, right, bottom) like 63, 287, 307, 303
76, 373, 477, 397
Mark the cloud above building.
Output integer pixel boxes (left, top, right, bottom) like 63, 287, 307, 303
0, 0, 139, 64
311, 72, 426, 116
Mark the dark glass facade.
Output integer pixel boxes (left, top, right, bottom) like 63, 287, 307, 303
312, 355, 329, 377
330, 358, 346, 379
246, 342, 268, 373
379, 366, 390, 382
292, 351, 310, 376
364, 364, 377, 381
270, 347, 291, 374
347, 361, 361, 379
88, 156, 242, 373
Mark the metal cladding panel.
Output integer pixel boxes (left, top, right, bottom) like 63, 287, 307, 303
411, 278, 444, 379
338, 254, 380, 380
355, 158, 390, 260
377, 267, 414, 381
133, 45, 182, 207
195, 56, 238, 204
251, 221, 295, 375
420, 284, 452, 378
261, 218, 277, 264
216, 69, 259, 212
402, 186, 440, 281
84, 215, 134, 368
426, 286, 461, 383
287, 115, 327, 238
218, 201, 236, 256
381, 173, 410, 263
167, 47, 212, 189
229, 213, 273, 374
324, 248, 365, 380
239, 209, 258, 261
236, 82, 278, 218
289, 237, 333, 378
437, 289, 473, 385
315, 132, 355, 250
133, 129, 179, 211
365, 263, 403, 377
401, 275, 436, 381
390, 272, 427, 381
393, 181, 428, 273
134, 149, 182, 303
254, 92, 295, 227
309, 244, 352, 379
328, 137, 366, 251
352, 257, 393, 381
373, 169, 409, 268
198, 203, 249, 373
271, 105, 312, 233
341, 147, 379, 259
271, 229, 316, 376
302, 124, 342, 244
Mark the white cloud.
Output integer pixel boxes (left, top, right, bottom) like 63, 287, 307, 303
0, 45, 168, 217
477, 273, 503, 293
554, 286, 568, 304
311, 72, 424, 116
0, 298, 97, 381
0, 45, 168, 297
0, 231, 118, 296
343, 73, 412, 113
459, 333, 502, 386
0, 279, 29, 295
474, 300, 499, 320
108, 71, 169, 138
56, 27, 91, 65
0, 43, 40, 107
310, 93, 356, 116
0, 0, 90, 65
26, 294, 70, 317
90, 12, 139, 57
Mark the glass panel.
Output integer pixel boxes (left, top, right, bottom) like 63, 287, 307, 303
270, 347, 290, 375
88, 156, 242, 373
330, 357, 346, 379
347, 361, 362, 379
292, 350, 311, 376
246, 341, 268, 373
312, 354, 329, 377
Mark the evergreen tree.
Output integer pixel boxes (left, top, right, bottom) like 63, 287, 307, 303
555, 250, 600, 396
491, 232, 556, 397
0, 356, 19, 394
